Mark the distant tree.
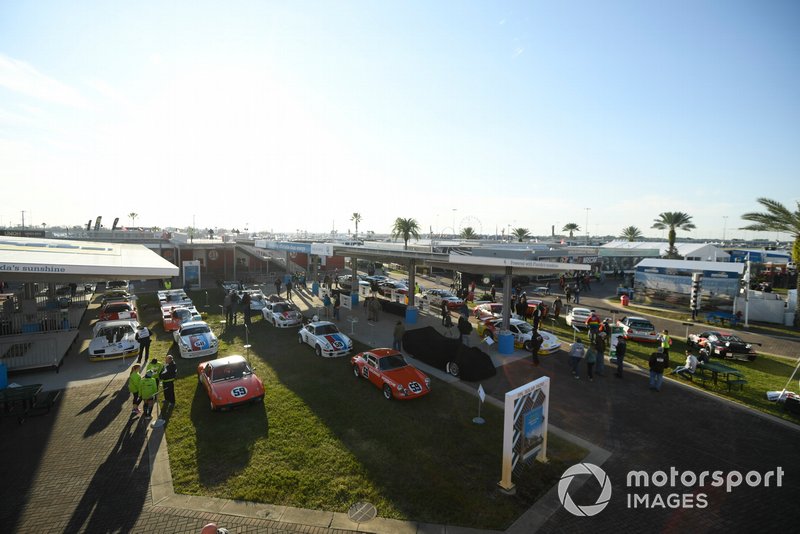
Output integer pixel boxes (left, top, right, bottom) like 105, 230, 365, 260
391, 217, 421, 250
562, 223, 580, 238
651, 212, 695, 258
351, 213, 362, 237
620, 226, 643, 241
741, 198, 800, 326
512, 228, 531, 242
128, 212, 138, 226
208, 228, 215, 240
460, 227, 478, 239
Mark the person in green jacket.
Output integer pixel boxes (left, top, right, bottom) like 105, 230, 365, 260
145, 357, 164, 386
128, 364, 142, 415
139, 371, 159, 419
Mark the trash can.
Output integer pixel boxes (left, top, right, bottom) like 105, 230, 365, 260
620, 294, 629, 307
0, 362, 7, 389
405, 306, 419, 325
498, 331, 515, 355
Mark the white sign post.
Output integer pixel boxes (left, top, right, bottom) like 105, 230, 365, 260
473, 384, 486, 425
499, 376, 550, 493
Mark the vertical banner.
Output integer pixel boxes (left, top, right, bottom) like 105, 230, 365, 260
499, 376, 550, 492
182, 260, 201, 290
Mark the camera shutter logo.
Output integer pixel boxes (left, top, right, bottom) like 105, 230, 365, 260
558, 463, 612, 517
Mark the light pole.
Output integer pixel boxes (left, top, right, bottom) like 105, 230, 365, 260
584, 208, 590, 245
452, 208, 457, 238
722, 216, 728, 241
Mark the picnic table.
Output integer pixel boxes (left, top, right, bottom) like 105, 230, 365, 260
705, 311, 740, 327
696, 361, 747, 391
1, 384, 42, 423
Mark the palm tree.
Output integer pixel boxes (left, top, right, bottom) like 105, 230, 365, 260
562, 223, 580, 238
512, 227, 531, 242
741, 198, 800, 326
128, 212, 138, 226
460, 227, 478, 239
620, 226, 643, 241
391, 217, 420, 250
651, 212, 695, 258
351, 213, 362, 237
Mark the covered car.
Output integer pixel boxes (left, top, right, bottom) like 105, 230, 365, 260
473, 302, 503, 321
351, 348, 431, 400
262, 300, 303, 328
88, 319, 140, 361
197, 355, 265, 411
174, 320, 219, 359
687, 330, 757, 361
402, 326, 496, 380
101, 290, 133, 305
298, 321, 353, 357
157, 289, 190, 306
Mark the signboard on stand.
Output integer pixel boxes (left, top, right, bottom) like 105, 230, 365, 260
182, 260, 201, 290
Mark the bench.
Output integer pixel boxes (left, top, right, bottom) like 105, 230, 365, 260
726, 379, 748, 392
691, 369, 714, 387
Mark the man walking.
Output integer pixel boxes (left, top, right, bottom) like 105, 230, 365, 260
614, 336, 627, 378
160, 355, 177, 407
135, 324, 152, 363
223, 290, 234, 325
457, 314, 472, 346
393, 320, 405, 351
441, 300, 449, 326
649, 347, 669, 392
569, 338, 586, 379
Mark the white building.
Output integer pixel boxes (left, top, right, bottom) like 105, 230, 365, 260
601, 241, 729, 262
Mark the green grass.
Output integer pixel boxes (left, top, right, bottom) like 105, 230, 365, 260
541, 317, 800, 422
136, 290, 585, 530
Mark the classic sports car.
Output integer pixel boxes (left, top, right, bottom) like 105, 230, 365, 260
174, 320, 219, 359
106, 280, 129, 291
238, 289, 268, 312
416, 289, 464, 310
565, 307, 592, 328
473, 302, 503, 321
298, 321, 353, 357
157, 289, 190, 306
378, 280, 409, 296
476, 318, 561, 354
351, 348, 431, 400
88, 319, 140, 361
197, 355, 265, 411
262, 301, 303, 328
617, 316, 659, 343
101, 290, 133, 305
687, 330, 757, 361
162, 304, 201, 332
220, 280, 242, 292
98, 301, 137, 321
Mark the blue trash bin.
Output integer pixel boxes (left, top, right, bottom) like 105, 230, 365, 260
311, 282, 319, 296
498, 332, 515, 355
0, 362, 8, 390
405, 306, 419, 325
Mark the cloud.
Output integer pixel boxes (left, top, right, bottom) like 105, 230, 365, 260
0, 54, 88, 108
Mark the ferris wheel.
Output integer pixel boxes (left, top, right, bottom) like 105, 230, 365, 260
459, 216, 483, 236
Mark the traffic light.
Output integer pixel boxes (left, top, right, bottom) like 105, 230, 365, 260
690, 273, 702, 311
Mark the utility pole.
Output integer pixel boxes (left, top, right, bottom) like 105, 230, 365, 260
21, 210, 26, 229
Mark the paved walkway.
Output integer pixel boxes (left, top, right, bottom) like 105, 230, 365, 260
3, 279, 800, 533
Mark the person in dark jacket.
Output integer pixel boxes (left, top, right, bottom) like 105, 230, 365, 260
457, 314, 472, 345
614, 336, 627, 378
529, 329, 544, 366
648, 347, 669, 392
135, 325, 152, 363
160, 355, 177, 406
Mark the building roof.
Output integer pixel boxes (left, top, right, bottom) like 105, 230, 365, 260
602, 240, 729, 259
0, 236, 179, 282
635, 258, 744, 274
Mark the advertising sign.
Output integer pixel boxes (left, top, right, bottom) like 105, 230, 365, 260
500, 376, 550, 491
182, 260, 201, 290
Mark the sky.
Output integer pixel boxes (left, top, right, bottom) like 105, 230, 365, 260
1, 0, 798, 241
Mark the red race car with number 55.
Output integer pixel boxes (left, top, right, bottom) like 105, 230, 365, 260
197, 355, 265, 411
351, 348, 431, 400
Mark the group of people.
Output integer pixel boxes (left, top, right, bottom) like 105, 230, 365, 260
127, 355, 177, 419
568, 331, 624, 381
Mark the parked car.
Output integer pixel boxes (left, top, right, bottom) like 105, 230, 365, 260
88, 320, 140, 361
162, 304, 201, 332
101, 290, 133, 305
157, 289, 190, 306
197, 355, 265, 411
173, 320, 219, 359
473, 302, 503, 321
416, 289, 464, 310
262, 301, 303, 328
238, 289, 268, 312
687, 330, 757, 361
565, 307, 592, 328
220, 280, 242, 292
617, 316, 659, 343
98, 301, 137, 321
106, 280, 129, 291
298, 321, 353, 357
351, 348, 431, 400
476, 318, 562, 354
378, 280, 409, 296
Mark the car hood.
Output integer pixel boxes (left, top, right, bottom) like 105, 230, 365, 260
209, 374, 263, 397
179, 333, 216, 349
382, 366, 426, 385
89, 334, 137, 353
320, 333, 351, 349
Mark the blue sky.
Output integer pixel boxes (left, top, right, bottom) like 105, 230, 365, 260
1, 1, 798, 241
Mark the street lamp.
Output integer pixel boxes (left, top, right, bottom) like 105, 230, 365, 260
584, 208, 591, 245
452, 208, 457, 238
722, 216, 728, 241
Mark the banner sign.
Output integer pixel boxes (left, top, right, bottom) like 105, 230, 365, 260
182, 260, 201, 290
499, 376, 550, 491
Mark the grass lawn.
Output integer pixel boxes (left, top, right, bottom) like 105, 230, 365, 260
136, 290, 586, 530
540, 317, 800, 423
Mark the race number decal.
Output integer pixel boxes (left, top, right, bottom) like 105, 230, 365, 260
231, 386, 248, 398
408, 382, 422, 394
333, 340, 344, 349
362, 366, 369, 379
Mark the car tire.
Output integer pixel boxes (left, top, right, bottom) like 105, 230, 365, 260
315, 345, 322, 357
353, 365, 360, 378
523, 340, 533, 352
298, 335, 303, 345
446, 361, 460, 377
209, 400, 217, 411
383, 384, 393, 400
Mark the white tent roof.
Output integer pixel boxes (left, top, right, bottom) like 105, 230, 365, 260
602, 240, 729, 260
0, 236, 179, 282
635, 258, 744, 274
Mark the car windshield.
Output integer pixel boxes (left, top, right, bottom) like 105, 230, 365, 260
379, 355, 407, 371
212, 361, 251, 382
182, 325, 210, 335
98, 325, 133, 341
174, 309, 192, 321
630, 321, 654, 330
315, 324, 339, 335
516, 322, 534, 334
719, 334, 743, 343
106, 304, 129, 312
273, 303, 291, 313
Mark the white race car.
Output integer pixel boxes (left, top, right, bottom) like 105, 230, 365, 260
565, 307, 592, 328
157, 289, 191, 306
298, 321, 353, 357
88, 320, 140, 361
477, 318, 562, 354
239, 289, 268, 312
262, 300, 303, 328
173, 320, 219, 359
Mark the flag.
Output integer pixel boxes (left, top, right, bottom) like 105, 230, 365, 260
478, 384, 486, 403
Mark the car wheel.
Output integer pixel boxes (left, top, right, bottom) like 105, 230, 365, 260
209, 400, 217, 411
523, 340, 533, 352
353, 365, 360, 378
447, 361, 460, 377
383, 384, 393, 400
298, 335, 304, 344
252, 395, 264, 404
315, 345, 322, 357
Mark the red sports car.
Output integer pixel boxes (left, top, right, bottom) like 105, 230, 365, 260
351, 348, 431, 400
197, 355, 265, 411
98, 301, 137, 321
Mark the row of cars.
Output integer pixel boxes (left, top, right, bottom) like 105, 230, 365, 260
89, 281, 141, 361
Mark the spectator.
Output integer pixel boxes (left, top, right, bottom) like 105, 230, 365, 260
585, 310, 601, 342
531, 302, 543, 331
333, 293, 341, 321
552, 296, 563, 319
241, 291, 252, 327
135, 324, 152, 364
393, 320, 405, 350
146, 357, 164, 386
585, 345, 597, 381
457, 314, 472, 346
569, 338, 586, 379
614, 336, 627, 378
594, 331, 607, 376
369, 296, 381, 322
322, 292, 332, 318
139, 371, 158, 420
672, 350, 699, 379
441, 300, 449, 326
274, 276, 282, 295
286, 280, 293, 300
230, 291, 240, 325
565, 286, 572, 304
223, 291, 234, 325
530, 329, 544, 366
648, 347, 669, 392
490, 284, 496, 302
574, 285, 581, 304
160, 355, 177, 407
128, 364, 143, 415
658, 329, 673, 359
